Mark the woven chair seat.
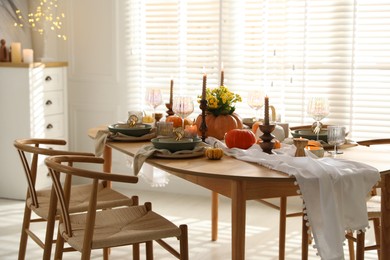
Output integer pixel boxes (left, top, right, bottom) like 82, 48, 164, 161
28, 183, 133, 218
62, 205, 182, 251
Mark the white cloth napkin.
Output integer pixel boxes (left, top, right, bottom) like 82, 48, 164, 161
206, 137, 380, 260
93, 128, 157, 157
133, 143, 208, 187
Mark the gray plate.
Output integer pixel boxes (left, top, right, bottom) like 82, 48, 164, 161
108, 123, 152, 137
151, 137, 202, 152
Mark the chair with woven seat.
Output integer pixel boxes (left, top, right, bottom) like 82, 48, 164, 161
45, 154, 189, 260
345, 138, 390, 260
14, 138, 137, 260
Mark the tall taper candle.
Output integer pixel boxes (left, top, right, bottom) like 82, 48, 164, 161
264, 95, 270, 125
169, 78, 174, 104
220, 62, 224, 86
202, 69, 207, 100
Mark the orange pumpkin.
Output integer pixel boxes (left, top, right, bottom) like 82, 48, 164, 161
225, 129, 256, 149
195, 113, 243, 140
166, 116, 183, 128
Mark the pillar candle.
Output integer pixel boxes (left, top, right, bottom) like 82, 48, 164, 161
220, 62, 224, 86
202, 69, 207, 100
22, 49, 33, 63
264, 95, 270, 125
11, 42, 22, 63
169, 78, 174, 104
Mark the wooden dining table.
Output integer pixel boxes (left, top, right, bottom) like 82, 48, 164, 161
88, 127, 390, 260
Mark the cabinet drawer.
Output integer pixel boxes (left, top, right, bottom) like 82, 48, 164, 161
43, 68, 64, 91
43, 115, 65, 138
44, 90, 63, 115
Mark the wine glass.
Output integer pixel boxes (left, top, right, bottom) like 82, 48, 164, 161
307, 97, 330, 140
327, 126, 346, 157
247, 90, 265, 119
172, 96, 194, 130
145, 88, 163, 113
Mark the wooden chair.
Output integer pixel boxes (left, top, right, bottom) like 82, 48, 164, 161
45, 155, 189, 260
14, 138, 137, 260
345, 139, 390, 260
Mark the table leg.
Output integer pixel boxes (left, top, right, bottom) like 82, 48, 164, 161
211, 191, 219, 241
231, 181, 246, 260
103, 146, 112, 188
279, 197, 287, 260
380, 171, 390, 259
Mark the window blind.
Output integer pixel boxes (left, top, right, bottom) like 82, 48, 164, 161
127, 0, 390, 140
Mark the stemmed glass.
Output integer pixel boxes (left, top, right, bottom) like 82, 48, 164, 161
172, 96, 194, 130
327, 126, 346, 157
247, 90, 265, 119
145, 88, 163, 113
307, 97, 330, 140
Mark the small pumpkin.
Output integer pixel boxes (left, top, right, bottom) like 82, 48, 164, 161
166, 115, 183, 128
205, 142, 224, 160
225, 129, 256, 149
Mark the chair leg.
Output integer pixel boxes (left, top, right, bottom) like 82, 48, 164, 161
145, 241, 153, 260
18, 204, 32, 260
132, 243, 140, 260
279, 197, 287, 260
372, 218, 381, 260
356, 231, 365, 260
43, 194, 58, 260
54, 231, 65, 260
103, 248, 109, 260
347, 231, 356, 260
302, 214, 309, 260
179, 225, 189, 260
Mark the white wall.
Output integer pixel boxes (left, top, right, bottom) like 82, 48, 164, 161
61, 0, 210, 197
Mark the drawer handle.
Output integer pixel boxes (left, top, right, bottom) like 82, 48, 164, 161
45, 100, 53, 106
45, 76, 52, 81
46, 124, 53, 129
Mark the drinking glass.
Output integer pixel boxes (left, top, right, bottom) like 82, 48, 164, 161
327, 126, 346, 157
172, 96, 194, 129
145, 88, 163, 112
247, 90, 265, 119
307, 97, 330, 140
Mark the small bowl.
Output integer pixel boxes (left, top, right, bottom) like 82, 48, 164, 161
151, 137, 202, 152
306, 147, 325, 158
108, 123, 152, 137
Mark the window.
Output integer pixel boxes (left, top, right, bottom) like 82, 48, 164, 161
127, 0, 390, 140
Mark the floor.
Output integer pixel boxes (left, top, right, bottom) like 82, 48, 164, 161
0, 188, 379, 260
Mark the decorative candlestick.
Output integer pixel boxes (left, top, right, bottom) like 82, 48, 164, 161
264, 95, 270, 125
169, 78, 173, 104
294, 137, 308, 157
220, 62, 224, 86
259, 124, 275, 154
165, 78, 174, 116
200, 70, 208, 142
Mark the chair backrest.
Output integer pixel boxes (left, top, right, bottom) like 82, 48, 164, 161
44, 155, 138, 240
14, 138, 94, 208
357, 139, 390, 147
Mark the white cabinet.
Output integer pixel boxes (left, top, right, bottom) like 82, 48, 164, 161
0, 62, 68, 199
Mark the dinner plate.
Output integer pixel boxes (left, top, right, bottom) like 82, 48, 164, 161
108, 123, 152, 137
153, 150, 204, 159
291, 129, 328, 142
151, 137, 202, 152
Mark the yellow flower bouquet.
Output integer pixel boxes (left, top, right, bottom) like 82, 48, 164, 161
198, 85, 242, 116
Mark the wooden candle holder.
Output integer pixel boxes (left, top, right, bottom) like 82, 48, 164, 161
294, 138, 308, 157
165, 103, 174, 117
199, 99, 208, 142
259, 124, 275, 154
